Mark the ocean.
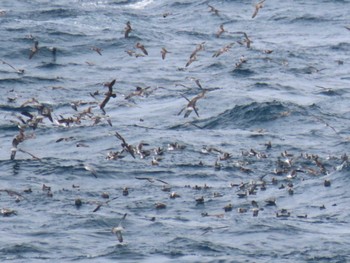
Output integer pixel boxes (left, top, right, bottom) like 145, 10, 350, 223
1, 0, 350, 262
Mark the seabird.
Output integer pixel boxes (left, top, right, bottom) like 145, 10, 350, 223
212, 43, 234, 57
170, 192, 180, 199
235, 55, 247, 68
91, 46, 102, 55
135, 177, 168, 185
235, 32, 252, 48
92, 196, 118, 212
252, 0, 266, 19
100, 79, 116, 114
178, 89, 208, 118
208, 4, 219, 15
216, 24, 226, 38
161, 47, 171, 60
124, 21, 132, 38
125, 86, 151, 100
29, 41, 39, 59
112, 213, 127, 243
0, 59, 24, 74
190, 42, 205, 59
224, 203, 233, 212
185, 55, 197, 67
37, 104, 53, 122
10, 129, 25, 160
84, 164, 98, 178
136, 43, 148, 55
115, 131, 135, 158
18, 148, 41, 161
155, 202, 166, 209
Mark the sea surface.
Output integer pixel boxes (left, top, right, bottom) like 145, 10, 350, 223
1, 0, 350, 262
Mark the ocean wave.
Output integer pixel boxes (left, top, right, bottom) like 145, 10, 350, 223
194, 100, 298, 129
125, 0, 155, 10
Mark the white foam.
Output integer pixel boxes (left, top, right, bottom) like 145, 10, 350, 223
126, 0, 154, 10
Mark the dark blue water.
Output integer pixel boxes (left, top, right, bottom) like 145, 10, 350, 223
1, 0, 350, 262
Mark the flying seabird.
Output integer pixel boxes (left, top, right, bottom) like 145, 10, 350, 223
190, 42, 205, 59
216, 24, 226, 38
92, 196, 118, 212
125, 86, 151, 100
112, 213, 127, 243
10, 129, 25, 160
37, 104, 53, 123
100, 79, 116, 114
29, 41, 39, 59
178, 89, 208, 118
136, 43, 148, 55
235, 31, 252, 48
212, 43, 234, 57
185, 55, 197, 67
0, 59, 24, 74
84, 164, 98, 178
252, 0, 266, 19
91, 46, 102, 55
115, 131, 135, 158
208, 4, 219, 16
135, 177, 168, 185
161, 48, 171, 60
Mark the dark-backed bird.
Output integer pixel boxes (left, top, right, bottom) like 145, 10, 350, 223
208, 4, 219, 16
178, 90, 208, 118
161, 48, 171, 60
136, 43, 148, 55
115, 131, 135, 159
37, 104, 53, 122
100, 79, 116, 114
124, 21, 132, 38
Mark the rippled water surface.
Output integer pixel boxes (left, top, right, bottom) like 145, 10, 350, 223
1, 0, 350, 262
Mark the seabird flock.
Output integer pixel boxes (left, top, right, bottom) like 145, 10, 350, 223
2, 1, 350, 246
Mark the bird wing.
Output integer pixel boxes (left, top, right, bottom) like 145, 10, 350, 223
177, 107, 186, 116
108, 79, 116, 92
99, 96, 110, 111
180, 94, 191, 102
193, 106, 200, 117
115, 131, 127, 145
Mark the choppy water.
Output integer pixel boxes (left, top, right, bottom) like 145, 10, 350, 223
1, 0, 350, 262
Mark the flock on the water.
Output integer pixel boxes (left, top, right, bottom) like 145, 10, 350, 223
1, 1, 350, 245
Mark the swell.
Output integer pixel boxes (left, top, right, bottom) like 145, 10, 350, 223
192, 100, 304, 130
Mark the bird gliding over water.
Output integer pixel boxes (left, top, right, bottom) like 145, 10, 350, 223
252, 0, 266, 19
100, 79, 116, 114
178, 89, 208, 118
29, 41, 39, 59
112, 213, 127, 243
